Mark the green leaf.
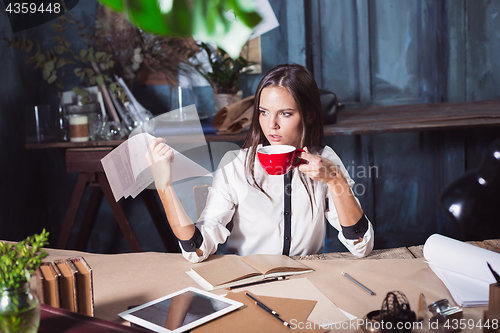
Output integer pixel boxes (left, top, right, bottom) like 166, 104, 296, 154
54, 45, 65, 54
25, 40, 33, 53
127, 0, 171, 35
42, 69, 51, 80
98, 0, 124, 12
96, 75, 104, 87
80, 96, 90, 104
56, 58, 66, 68
47, 73, 57, 84
44, 61, 55, 72
95, 52, 106, 60
80, 49, 88, 58
74, 68, 83, 76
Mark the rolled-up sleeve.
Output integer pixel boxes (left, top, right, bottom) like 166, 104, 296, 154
180, 154, 238, 263
322, 147, 374, 257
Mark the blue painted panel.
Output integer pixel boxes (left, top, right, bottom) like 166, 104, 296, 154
466, 0, 500, 101
318, 0, 360, 102
369, 0, 421, 102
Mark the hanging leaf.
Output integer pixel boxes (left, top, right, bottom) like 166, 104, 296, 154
44, 61, 55, 72
47, 73, 57, 84
54, 45, 66, 54
96, 75, 105, 87
42, 69, 50, 80
97, 0, 262, 58
56, 58, 66, 68
25, 40, 33, 53
95, 52, 106, 59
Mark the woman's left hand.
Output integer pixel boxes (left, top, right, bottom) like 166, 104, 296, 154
297, 147, 346, 185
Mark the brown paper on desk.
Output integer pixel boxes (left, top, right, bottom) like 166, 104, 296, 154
191, 291, 328, 333
213, 95, 254, 134
244, 277, 349, 325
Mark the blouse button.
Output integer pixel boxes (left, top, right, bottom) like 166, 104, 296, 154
285, 236, 290, 241
284, 211, 290, 216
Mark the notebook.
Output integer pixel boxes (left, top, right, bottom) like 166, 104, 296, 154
186, 254, 314, 291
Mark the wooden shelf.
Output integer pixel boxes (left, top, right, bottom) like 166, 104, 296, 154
325, 99, 500, 136
25, 133, 248, 149
25, 99, 500, 150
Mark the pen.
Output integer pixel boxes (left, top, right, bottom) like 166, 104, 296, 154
341, 272, 376, 296
245, 293, 291, 328
226, 276, 288, 290
417, 293, 426, 322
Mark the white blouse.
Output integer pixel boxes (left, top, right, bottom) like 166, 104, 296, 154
180, 145, 374, 263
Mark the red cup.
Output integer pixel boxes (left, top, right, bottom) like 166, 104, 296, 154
257, 145, 306, 175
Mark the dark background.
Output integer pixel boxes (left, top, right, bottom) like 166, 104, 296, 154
0, 0, 499, 253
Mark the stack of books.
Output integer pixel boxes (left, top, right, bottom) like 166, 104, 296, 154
36, 257, 94, 316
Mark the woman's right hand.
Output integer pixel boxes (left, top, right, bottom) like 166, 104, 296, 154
145, 137, 174, 190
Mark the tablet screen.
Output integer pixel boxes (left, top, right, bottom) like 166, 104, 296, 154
119, 287, 243, 333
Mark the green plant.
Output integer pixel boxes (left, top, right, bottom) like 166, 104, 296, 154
92, 5, 199, 87
194, 42, 256, 94
98, 0, 262, 59
4, 14, 124, 104
0, 230, 49, 289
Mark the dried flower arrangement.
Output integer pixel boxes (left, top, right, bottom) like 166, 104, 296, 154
4, 4, 199, 100
90, 6, 199, 87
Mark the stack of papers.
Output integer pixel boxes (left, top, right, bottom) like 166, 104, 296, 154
424, 234, 500, 307
101, 132, 212, 201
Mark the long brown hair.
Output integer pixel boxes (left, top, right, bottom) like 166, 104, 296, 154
242, 64, 325, 206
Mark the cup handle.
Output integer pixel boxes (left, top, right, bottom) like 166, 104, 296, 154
293, 149, 307, 167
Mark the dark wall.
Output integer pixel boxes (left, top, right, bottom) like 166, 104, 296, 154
0, 0, 499, 254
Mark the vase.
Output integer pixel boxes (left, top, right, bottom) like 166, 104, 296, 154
213, 90, 243, 112
0, 282, 41, 333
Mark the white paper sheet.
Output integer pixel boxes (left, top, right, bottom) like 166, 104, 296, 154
244, 277, 350, 327
101, 132, 213, 202
423, 234, 500, 307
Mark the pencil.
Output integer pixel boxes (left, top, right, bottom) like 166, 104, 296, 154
341, 272, 376, 296
417, 293, 426, 322
226, 276, 288, 290
245, 293, 291, 328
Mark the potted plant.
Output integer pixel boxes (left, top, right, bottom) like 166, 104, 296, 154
193, 42, 256, 112
0, 230, 49, 333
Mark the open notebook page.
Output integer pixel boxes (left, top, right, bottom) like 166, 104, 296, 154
241, 254, 313, 275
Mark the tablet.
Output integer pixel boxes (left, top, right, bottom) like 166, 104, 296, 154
118, 287, 243, 333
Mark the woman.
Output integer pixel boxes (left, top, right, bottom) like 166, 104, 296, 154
146, 64, 374, 263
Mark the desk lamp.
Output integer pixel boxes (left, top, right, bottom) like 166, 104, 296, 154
439, 138, 500, 240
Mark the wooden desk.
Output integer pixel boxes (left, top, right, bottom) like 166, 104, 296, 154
31, 242, 500, 333
293, 238, 500, 261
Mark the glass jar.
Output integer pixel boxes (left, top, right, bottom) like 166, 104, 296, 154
0, 282, 41, 333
